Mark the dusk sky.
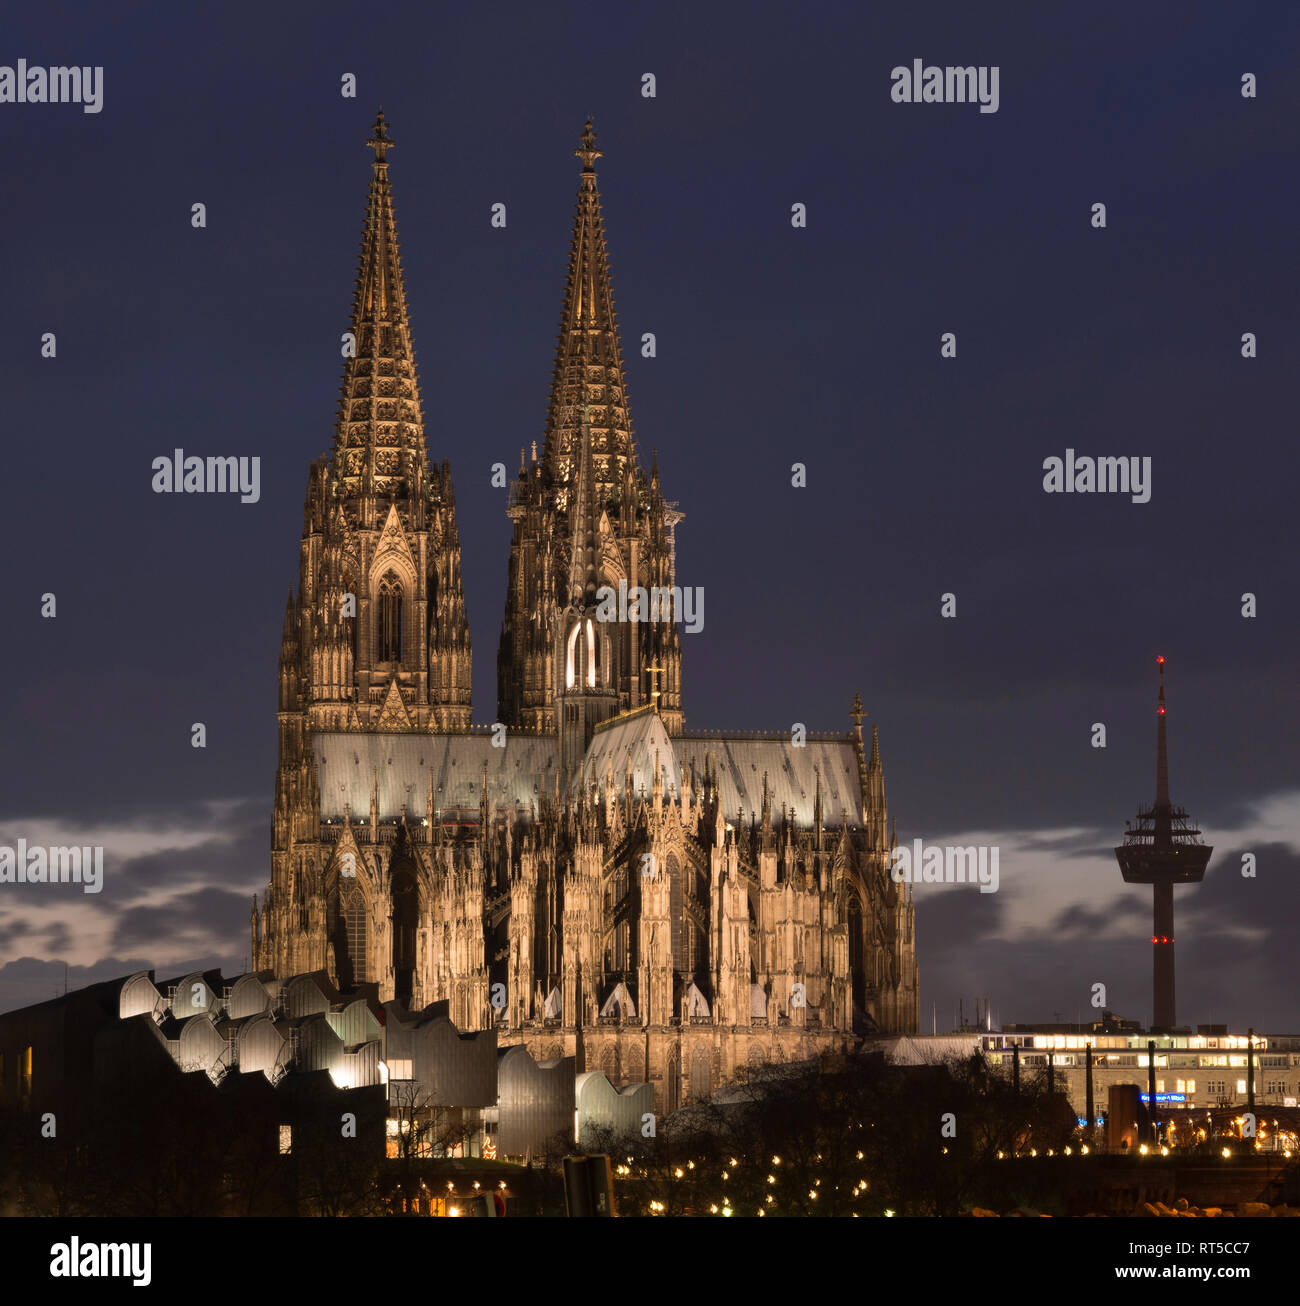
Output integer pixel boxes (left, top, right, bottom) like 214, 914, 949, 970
1, 1, 1296, 1031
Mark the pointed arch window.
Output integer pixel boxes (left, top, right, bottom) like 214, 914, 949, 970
343, 574, 358, 662
377, 573, 403, 662
566, 622, 580, 690
565, 617, 600, 691
667, 854, 683, 972
848, 895, 865, 1012
335, 881, 368, 985
391, 863, 418, 1003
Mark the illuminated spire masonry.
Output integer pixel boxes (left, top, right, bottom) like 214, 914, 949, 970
498, 120, 683, 736
254, 119, 918, 1107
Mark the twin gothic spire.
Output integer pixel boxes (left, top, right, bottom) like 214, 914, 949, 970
319, 112, 673, 733
495, 117, 683, 734
543, 119, 641, 497
332, 110, 429, 501
333, 111, 637, 507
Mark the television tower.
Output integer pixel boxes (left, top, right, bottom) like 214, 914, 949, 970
1114, 657, 1212, 1032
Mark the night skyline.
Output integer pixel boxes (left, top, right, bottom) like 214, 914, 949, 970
1, 0, 1296, 1032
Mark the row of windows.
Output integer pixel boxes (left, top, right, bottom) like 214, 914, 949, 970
1159, 1078, 1293, 1097
991, 1036, 1276, 1053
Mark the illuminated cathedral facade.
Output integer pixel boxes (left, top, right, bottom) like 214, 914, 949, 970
252, 114, 918, 1112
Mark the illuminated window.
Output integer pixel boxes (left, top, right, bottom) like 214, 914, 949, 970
1237, 1079, 1247, 1094
565, 623, 579, 690
20, 1045, 32, 1096
1156, 1079, 1165, 1093
563, 619, 600, 692
1187, 1079, 1196, 1094
279, 1125, 292, 1155
388, 1058, 413, 1080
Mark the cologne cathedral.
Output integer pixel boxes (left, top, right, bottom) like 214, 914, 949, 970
252, 113, 918, 1111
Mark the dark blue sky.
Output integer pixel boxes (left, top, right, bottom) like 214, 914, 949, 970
1, 0, 1296, 1028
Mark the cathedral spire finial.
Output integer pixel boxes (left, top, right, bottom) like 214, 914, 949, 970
538, 119, 635, 486
368, 108, 395, 164
575, 117, 602, 173
333, 109, 432, 501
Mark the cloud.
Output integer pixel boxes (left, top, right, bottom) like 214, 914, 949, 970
0, 799, 266, 1013
917, 793, 1300, 1032
0, 955, 156, 1013
0, 917, 34, 949
109, 886, 254, 954
103, 816, 267, 906
43, 921, 71, 952
914, 883, 1007, 947
1049, 894, 1146, 938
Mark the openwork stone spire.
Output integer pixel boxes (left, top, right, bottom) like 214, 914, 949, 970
542, 118, 638, 495
333, 109, 428, 499
497, 121, 682, 737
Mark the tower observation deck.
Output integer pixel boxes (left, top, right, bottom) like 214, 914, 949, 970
1114, 657, 1212, 1032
